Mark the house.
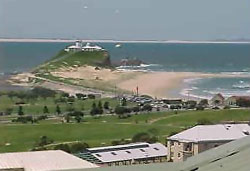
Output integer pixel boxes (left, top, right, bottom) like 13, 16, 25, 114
210, 93, 225, 106
65, 41, 104, 52
167, 124, 250, 162
75, 136, 250, 171
76, 142, 168, 166
0, 150, 98, 171
64, 40, 83, 52
82, 43, 104, 52
225, 96, 250, 106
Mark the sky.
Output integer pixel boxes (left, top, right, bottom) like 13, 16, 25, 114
0, 0, 250, 40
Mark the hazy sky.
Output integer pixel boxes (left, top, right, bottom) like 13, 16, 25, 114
0, 0, 250, 40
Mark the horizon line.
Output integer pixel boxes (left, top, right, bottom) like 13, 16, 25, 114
1, 38, 250, 44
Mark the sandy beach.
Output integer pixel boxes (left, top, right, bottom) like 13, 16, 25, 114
117, 72, 216, 98
8, 65, 250, 99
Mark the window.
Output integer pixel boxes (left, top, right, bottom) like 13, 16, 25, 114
178, 153, 181, 158
111, 152, 117, 155
154, 147, 159, 151
140, 149, 146, 152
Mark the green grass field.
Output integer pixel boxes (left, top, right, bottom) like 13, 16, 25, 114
0, 95, 124, 115
0, 109, 249, 152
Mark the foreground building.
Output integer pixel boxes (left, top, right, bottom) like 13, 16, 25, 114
81, 135, 250, 171
0, 150, 98, 171
77, 142, 168, 166
167, 124, 250, 162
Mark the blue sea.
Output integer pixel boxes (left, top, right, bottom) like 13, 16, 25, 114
1, 42, 250, 99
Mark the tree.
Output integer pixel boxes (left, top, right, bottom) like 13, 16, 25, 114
115, 105, 125, 115
199, 99, 209, 107
103, 101, 110, 110
5, 108, 13, 115
18, 106, 24, 116
98, 101, 103, 114
56, 105, 61, 115
132, 132, 158, 143
236, 98, 250, 107
37, 135, 53, 147
70, 142, 89, 153
90, 102, 98, 116
75, 115, 82, 123
43, 106, 49, 114
121, 98, 127, 106
142, 104, 152, 112
66, 104, 75, 113
54, 144, 71, 153
132, 106, 140, 113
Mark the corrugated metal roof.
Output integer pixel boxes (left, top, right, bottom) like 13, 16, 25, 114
0, 150, 98, 171
77, 136, 250, 171
168, 124, 250, 142
78, 143, 167, 163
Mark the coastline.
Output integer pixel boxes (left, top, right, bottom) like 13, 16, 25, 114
117, 71, 250, 99
4, 69, 250, 99
117, 72, 213, 99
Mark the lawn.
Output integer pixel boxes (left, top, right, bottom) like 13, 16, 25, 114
0, 95, 123, 116
0, 109, 249, 152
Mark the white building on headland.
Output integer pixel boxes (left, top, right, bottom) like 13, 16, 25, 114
65, 41, 104, 52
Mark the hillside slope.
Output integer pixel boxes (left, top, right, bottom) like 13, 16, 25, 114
35, 50, 112, 73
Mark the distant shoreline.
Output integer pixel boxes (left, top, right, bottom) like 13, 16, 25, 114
1, 38, 250, 44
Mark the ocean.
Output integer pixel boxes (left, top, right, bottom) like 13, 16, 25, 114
1, 42, 250, 99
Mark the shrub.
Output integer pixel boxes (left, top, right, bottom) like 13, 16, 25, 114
142, 104, 152, 112
70, 142, 89, 153
132, 132, 158, 143
54, 144, 71, 153
197, 118, 213, 125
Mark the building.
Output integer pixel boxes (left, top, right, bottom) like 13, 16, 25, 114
82, 43, 104, 52
75, 135, 250, 171
64, 41, 104, 52
167, 124, 250, 162
76, 142, 168, 166
0, 150, 98, 171
210, 93, 225, 106
225, 96, 250, 106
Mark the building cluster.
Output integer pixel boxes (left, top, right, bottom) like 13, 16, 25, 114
124, 93, 250, 112
0, 123, 249, 170
210, 93, 250, 107
64, 41, 105, 52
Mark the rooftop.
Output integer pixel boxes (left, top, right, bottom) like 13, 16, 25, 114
80, 133, 250, 171
168, 124, 250, 143
78, 142, 167, 163
0, 150, 98, 171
